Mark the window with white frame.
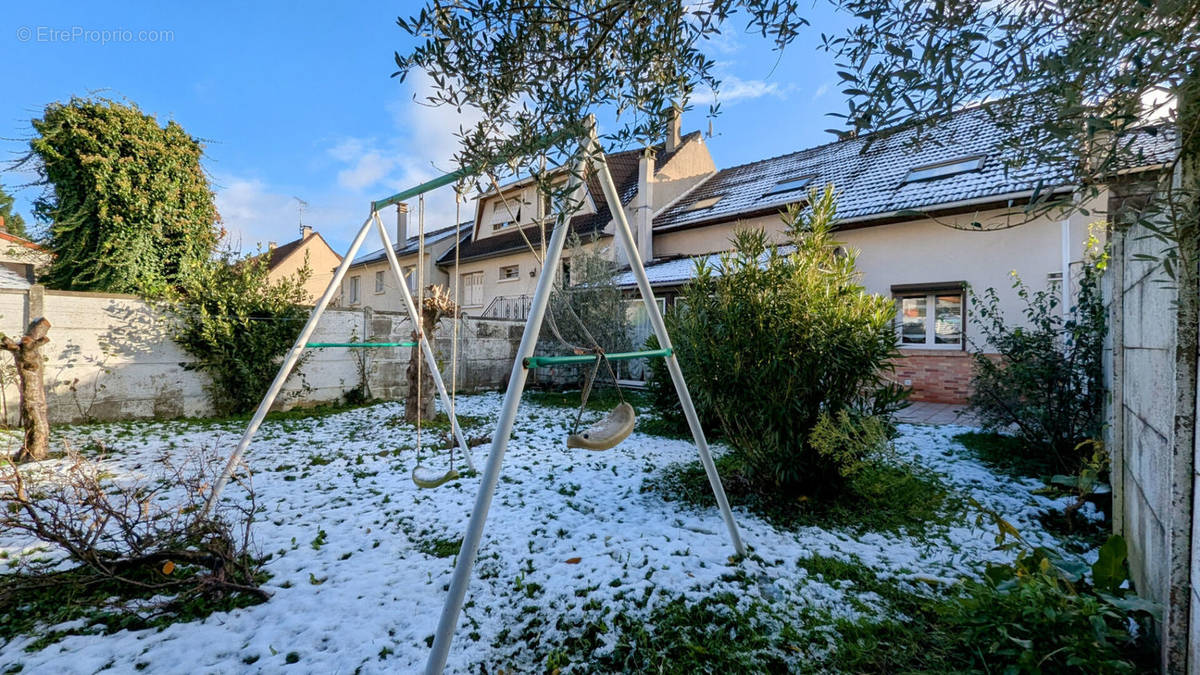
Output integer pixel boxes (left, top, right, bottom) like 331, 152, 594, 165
893, 283, 965, 348
489, 198, 519, 231
461, 272, 484, 306
404, 265, 417, 291
349, 276, 360, 304
499, 264, 520, 281
374, 270, 385, 293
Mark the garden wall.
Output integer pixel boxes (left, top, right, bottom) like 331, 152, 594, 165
0, 287, 522, 425
1105, 194, 1198, 674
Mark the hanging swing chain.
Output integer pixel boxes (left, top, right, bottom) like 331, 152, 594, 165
481, 167, 626, 430
449, 185, 462, 466
571, 352, 624, 435
415, 194, 425, 467
483, 169, 606, 358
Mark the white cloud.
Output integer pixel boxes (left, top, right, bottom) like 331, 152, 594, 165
692, 75, 783, 105
337, 151, 397, 191
813, 82, 832, 101
213, 174, 360, 253
213, 71, 489, 258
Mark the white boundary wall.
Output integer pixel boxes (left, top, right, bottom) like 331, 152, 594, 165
0, 288, 521, 424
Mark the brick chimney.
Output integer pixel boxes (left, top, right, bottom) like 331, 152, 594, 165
301, 225, 312, 239
0, 216, 6, 233
396, 202, 409, 244
635, 149, 655, 262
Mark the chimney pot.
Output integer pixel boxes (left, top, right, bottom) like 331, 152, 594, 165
0, 216, 6, 233
396, 202, 410, 245
301, 225, 312, 239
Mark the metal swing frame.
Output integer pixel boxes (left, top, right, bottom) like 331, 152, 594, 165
423, 119, 745, 674
202, 179, 478, 515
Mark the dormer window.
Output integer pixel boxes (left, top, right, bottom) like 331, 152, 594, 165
763, 175, 814, 198
902, 156, 986, 183
489, 199, 519, 231
686, 195, 724, 212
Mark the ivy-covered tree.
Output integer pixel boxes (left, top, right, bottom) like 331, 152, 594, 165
0, 183, 30, 239
23, 97, 220, 296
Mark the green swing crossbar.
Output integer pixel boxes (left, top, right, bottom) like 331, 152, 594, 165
305, 342, 418, 348
522, 347, 673, 369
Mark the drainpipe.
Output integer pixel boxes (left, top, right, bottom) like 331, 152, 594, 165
1061, 219, 1071, 319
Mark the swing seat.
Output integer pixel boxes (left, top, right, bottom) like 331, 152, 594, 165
412, 465, 460, 489
566, 402, 636, 451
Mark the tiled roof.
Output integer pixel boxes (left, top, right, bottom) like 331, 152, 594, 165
352, 221, 472, 267
437, 134, 701, 265
264, 232, 342, 270
655, 106, 1177, 232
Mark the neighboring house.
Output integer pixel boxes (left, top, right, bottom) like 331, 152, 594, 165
354, 105, 1171, 402
263, 225, 342, 303
438, 118, 714, 319
339, 203, 472, 312
609, 104, 1173, 401
0, 215, 51, 289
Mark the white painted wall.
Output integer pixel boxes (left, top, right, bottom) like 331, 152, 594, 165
0, 288, 521, 424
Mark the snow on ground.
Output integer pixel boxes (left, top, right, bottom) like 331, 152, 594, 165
1, 395, 1075, 673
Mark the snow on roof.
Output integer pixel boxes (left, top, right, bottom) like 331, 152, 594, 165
351, 221, 472, 267
655, 105, 1177, 232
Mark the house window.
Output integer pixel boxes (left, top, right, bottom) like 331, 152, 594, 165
349, 276, 360, 304
902, 156, 986, 184
490, 199, 519, 231
763, 175, 814, 198
499, 264, 520, 281
404, 265, 417, 291
686, 195, 724, 212
893, 283, 965, 348
374, 270, 385, 293
461, 272, 484, 307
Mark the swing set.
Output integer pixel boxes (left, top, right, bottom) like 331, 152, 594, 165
201, 117, 745, 675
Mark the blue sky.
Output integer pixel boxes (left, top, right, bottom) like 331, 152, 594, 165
2, 2, 855, 253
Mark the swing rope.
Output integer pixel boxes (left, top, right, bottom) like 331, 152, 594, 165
483, 166, 632, 450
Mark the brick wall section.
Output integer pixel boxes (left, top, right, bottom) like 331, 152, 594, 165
891, 349, 976, 403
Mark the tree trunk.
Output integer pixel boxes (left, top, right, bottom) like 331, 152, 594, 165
4, 318, 51, 463
404, 285, 459, 424
404, 312, 438, 423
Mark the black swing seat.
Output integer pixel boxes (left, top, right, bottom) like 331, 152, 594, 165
567, 402, 636, 451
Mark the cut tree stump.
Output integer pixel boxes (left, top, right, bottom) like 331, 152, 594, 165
4, 318, 50, 462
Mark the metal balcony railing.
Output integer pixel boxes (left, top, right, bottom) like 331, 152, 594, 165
481, 294, 532, 321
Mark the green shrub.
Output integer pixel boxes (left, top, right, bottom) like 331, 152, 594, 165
173, 250, 311, 415
658, 187, 906, 495
968, 236, 1107, 473
809, 410, 891, 480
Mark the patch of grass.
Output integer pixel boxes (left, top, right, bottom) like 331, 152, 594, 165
645, 452, 953, 535
0, 560, 269, 649
954, 431, 1054, 478
385, 412, 486, 432
524, 387, 651, 410
534, 592, 802, 674
417, 536, 462, 559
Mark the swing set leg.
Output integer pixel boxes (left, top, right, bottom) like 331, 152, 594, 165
424, 126, 745, 675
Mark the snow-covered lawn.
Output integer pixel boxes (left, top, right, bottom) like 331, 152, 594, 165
1, 394, 1080, 673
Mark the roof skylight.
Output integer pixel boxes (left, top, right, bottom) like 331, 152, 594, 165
902, 156, 986, 183
686, 195, 724, 211
763, 175, 814, 198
